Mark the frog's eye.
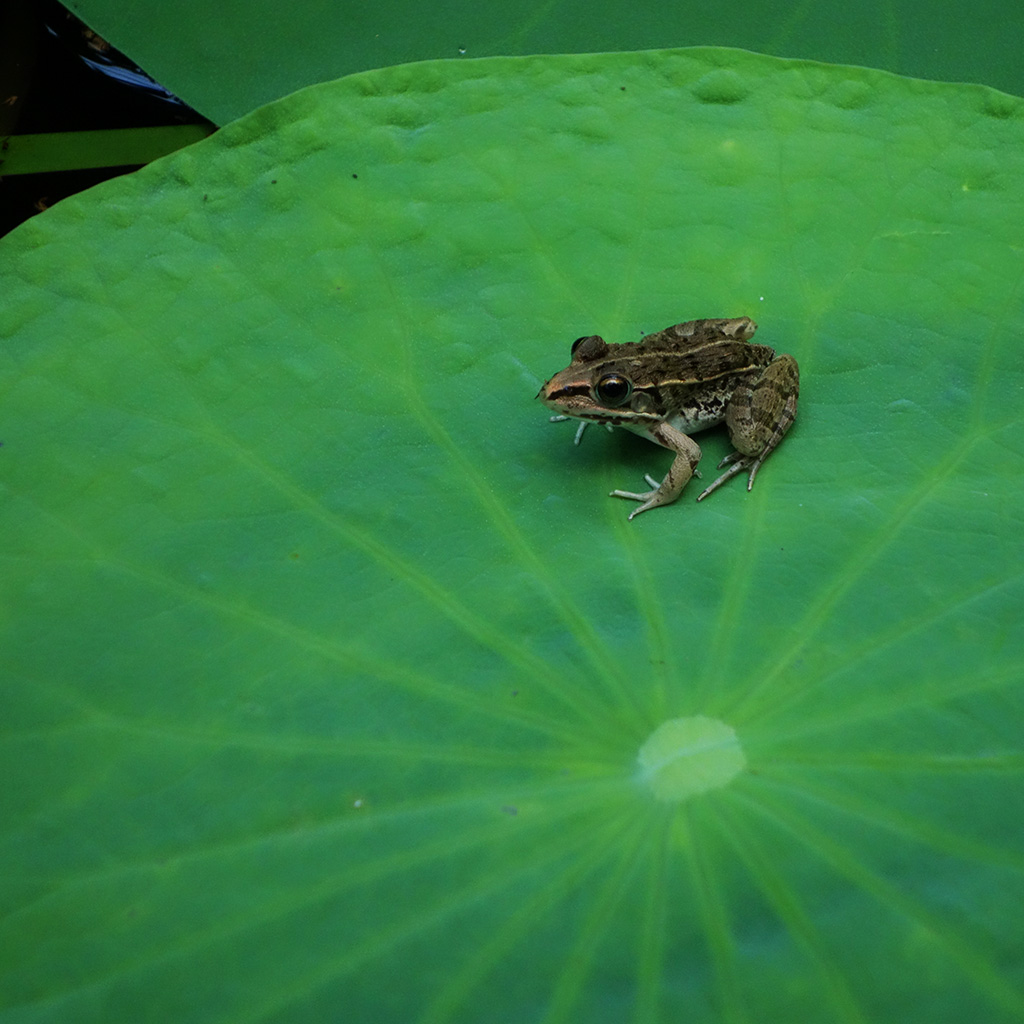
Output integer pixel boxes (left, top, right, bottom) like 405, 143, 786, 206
571, 336, 589, 355
596, 374, 632, 406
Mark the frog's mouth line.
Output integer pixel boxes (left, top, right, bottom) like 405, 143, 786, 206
536, 381, 590, 402
539, 396, 656, 426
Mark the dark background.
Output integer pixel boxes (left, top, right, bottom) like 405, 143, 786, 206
0, 0, 211, 237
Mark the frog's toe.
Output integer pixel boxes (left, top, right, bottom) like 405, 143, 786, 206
715, 450, 746, 470
610, 487, 657, 503
610, 485, 664, 519
696, 457, 752, 500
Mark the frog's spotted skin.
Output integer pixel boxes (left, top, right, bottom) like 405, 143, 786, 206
537, 317, 800, 519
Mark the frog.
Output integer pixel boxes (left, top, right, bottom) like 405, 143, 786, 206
537, 317, 799, 518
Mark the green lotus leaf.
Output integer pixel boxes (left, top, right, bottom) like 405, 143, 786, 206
71, 0, 1024, 122
2, 49, 1023, 1023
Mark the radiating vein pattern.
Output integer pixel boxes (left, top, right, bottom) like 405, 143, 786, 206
2, 45, 1023, 1024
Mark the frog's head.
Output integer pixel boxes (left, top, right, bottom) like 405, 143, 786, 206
537, 334, 657, 425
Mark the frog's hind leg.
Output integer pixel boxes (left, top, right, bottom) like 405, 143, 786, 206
697, 355, 799, 500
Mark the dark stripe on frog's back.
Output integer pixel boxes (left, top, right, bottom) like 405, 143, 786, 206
618, 341, 776, 388
638, 317, 756, 351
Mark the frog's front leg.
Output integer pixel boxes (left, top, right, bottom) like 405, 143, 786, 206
610, 422, 703, 519
698, 354, 799, 501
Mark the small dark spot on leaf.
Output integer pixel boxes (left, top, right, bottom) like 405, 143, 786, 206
620, 86, 626, 91
352, 173, 358, 179
270, 179, 277, 184
202, 194, 208, 202
501, 805, 518, 816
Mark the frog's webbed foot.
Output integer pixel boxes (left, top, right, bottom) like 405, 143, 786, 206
611, 475, 670, 520
696, 449, 773, 501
